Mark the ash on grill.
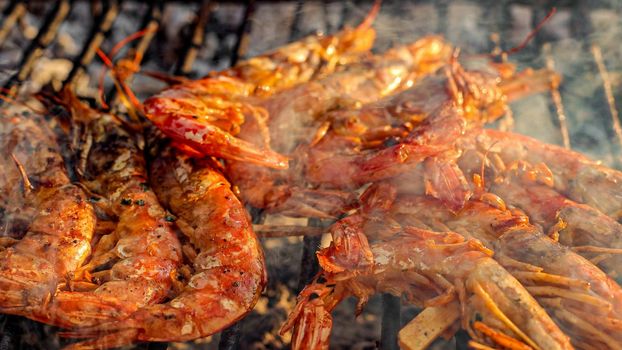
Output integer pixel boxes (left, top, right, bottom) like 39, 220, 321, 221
0, 1, 621, 350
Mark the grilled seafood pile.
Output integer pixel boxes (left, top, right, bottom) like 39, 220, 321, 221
1, 4, 622, 350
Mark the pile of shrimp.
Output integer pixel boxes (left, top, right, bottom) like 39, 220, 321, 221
2, 2, 622, 350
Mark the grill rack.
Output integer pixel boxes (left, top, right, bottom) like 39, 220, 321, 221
0, 1, 621, 349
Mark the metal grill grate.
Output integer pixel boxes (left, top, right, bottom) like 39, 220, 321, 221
0, 1, 621, 349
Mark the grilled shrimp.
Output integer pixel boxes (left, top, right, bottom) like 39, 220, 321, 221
392, 194, 622, 349
282, 213, 571, 350
454, 130, 622, 277
34, 90, 183, 329
474, 129, 622, 220
301, 63, 558, 192
63, 144, 265, 348
228, 35, 454, 217
0, 111, 96, 317
143, 2, 380, 169
482, 167, 622, 279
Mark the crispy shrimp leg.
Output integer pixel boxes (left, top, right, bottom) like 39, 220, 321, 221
0, 112, 96, 316
283, 218, 571, 350
63, 145, 266, 348
33, 91, 183, 329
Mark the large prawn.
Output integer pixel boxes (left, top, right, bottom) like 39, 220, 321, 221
285, 60, 558, 219
0, 110, 96, 320
29, 89, 184, 330
282, 211, 572, 350
457, 130, 622, 278
142, 2, 381, 169
391, 192, 622, 349
472, 129, 622, 220
226, 35, 454, 217
62, 142, 265, 349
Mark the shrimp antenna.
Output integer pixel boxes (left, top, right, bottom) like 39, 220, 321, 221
96, 27, 155, 110
356, 0, 381, 31
96, 48, 143, 121
500, 7, 557, 57
0, 88, 46, 116
11, 153, 34, 195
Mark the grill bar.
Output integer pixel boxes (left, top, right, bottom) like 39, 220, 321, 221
63, 0, 120, 88
0, 0, 26, 48
435, 0, 449, 36
592, 44, 622, 163
254, 224, 324, 238
287, 0, 304, 42
105, 0, 163, 106
543, 43, 571, 149
175, 0, 213, 76
380, 294, 401, 350
338, 0, 352, 29
2, 0, 72, 95
230, 0, 255, 66
218, 323, 242, 350
297, 219, 323, 293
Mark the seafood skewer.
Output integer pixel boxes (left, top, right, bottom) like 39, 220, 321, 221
283, 213, 572, 350
32, 90, 184, 329
0, 111, 96, 317
63, 144, 266, 348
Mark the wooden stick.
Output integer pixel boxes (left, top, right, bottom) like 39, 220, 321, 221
253, 224, 325, 238
398, 301, 460, 350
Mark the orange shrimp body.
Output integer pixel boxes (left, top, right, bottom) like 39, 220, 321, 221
64, 145, 265, 348
227, 36, 454, 217
143, 8, 379, 170
0, 112, 96, 316
284, 214, 571, 350
303, 61, 559, 190
478, 129, 622, 220
393, 195, 622, 349
455, 132, 622, 279
32, 91, 183, 329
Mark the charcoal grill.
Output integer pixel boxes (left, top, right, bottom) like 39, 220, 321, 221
0, 0, 621, 349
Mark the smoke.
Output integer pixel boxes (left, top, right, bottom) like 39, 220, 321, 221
1, 1, 621, 349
